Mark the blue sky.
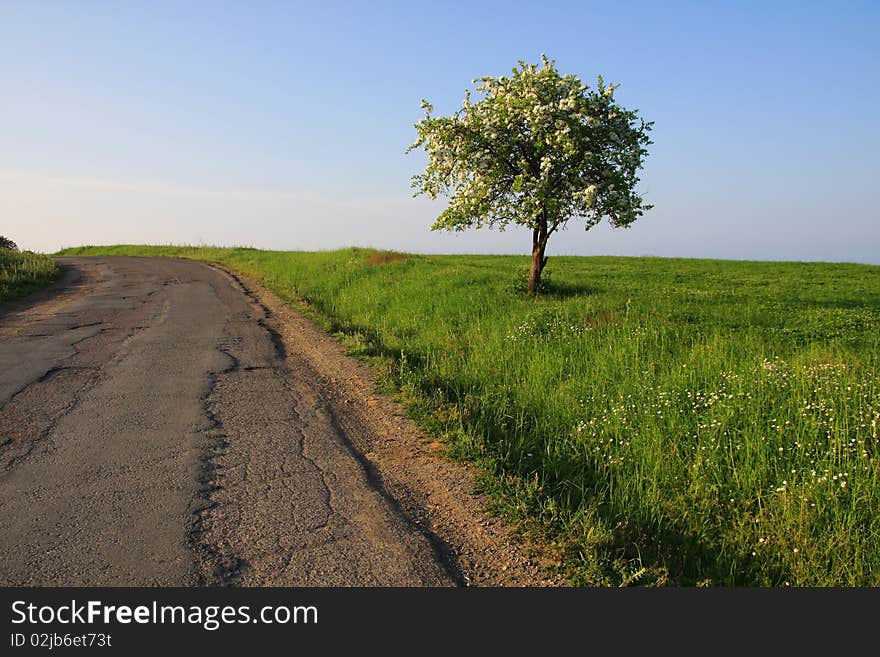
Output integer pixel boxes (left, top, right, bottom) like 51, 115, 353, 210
2, 1, 878, 262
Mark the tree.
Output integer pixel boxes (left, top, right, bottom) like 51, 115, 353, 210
0, 236, 18, 251
408, 55, 653, 294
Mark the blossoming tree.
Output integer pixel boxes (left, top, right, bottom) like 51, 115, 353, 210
408, 56, 653, 295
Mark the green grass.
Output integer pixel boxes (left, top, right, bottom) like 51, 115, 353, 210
59, 244, 880, 586
0, 250, 61, 305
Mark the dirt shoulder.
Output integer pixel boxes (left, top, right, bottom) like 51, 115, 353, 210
212, 264, 566, 586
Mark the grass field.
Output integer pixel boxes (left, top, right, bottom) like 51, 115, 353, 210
59, 245, 880, 586
0, 250, 61, 306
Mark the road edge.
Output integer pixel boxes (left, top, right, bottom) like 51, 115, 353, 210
207, 262, 567, 587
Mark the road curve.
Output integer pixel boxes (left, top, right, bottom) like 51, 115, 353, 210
0, 257, 454, 586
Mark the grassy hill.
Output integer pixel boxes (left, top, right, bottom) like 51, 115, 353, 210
59, 245, 880, 586
0, 249, 61, 305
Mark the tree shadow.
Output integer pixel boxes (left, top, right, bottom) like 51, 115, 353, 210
538, 281, 603, 299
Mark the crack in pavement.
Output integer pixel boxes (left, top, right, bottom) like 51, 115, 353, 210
188, 345, 247, 587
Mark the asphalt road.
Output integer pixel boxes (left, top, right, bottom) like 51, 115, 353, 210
0, 257, 454, 586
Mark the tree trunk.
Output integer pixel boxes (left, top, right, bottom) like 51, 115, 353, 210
527, 222, 549, 296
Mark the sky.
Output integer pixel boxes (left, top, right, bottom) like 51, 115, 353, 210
1, 1, 878, 263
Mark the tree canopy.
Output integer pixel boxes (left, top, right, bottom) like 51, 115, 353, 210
408, 55, 653, 294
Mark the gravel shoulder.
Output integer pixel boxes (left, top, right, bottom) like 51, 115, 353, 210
212, 264, 564, 586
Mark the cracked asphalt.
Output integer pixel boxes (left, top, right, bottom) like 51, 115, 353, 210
0, 257, 454, 586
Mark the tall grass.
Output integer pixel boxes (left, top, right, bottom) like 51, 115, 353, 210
0, 250, 61, 305
59, 245, 880, 585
